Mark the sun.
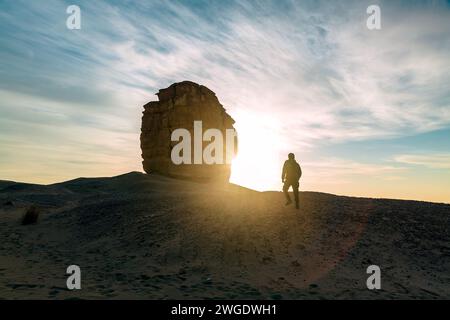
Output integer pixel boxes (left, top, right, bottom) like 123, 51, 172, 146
230, 111, 286, 191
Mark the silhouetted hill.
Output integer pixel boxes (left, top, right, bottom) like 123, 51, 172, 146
0, 172, 449, 299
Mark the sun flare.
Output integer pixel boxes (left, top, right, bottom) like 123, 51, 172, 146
230, 111, 286, 191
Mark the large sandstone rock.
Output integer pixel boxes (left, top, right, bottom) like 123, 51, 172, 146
140, 81, 237, 182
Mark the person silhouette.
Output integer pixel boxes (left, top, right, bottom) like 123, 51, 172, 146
282, 153, 302, 209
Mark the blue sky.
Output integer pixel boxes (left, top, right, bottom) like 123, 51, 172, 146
1, 0, 450, 202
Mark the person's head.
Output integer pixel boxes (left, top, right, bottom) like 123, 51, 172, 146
288, 153, 295, 160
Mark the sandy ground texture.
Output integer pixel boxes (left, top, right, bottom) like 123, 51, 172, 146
0, 172, 449, 299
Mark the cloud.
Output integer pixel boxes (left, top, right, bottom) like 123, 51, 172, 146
303, 157, 405, 177
104, 0, 450, 148
394, 154, 450, 169
2, 0, 450, 144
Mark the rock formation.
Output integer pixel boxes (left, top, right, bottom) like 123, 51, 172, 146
140, 81, 237, 182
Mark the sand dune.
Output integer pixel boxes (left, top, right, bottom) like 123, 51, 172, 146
0, 172, 449, 299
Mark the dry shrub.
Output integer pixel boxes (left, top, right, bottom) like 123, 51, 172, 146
22, 206, 40, 225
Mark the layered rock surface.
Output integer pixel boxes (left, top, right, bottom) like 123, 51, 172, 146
140, 81, 237, 182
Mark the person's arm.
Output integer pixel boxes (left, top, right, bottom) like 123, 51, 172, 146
281, 161, 287, 182
298, 164, 302, 179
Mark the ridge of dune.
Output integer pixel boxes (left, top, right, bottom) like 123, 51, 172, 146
0, 172, 449, 299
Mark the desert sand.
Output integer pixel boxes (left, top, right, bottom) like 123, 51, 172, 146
0, 172, 449, 299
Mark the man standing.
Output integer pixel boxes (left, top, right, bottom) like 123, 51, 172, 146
282, 153, 302, 209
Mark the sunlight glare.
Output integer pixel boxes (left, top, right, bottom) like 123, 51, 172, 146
230, 111, 286, 191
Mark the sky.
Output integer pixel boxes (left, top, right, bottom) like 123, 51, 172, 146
1, 0, 450, 203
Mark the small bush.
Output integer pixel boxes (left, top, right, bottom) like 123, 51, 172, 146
22, 206, 40, 225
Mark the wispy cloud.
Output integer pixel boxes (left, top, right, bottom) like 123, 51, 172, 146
304, 158, 405, 176
394, 154, 450, 169
88, 0, 450, 145
299, 157, 406, 188
3, 1, 449, 142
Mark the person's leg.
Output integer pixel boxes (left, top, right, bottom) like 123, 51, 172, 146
283, 182, 292, 205
293, 181, 299, 209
